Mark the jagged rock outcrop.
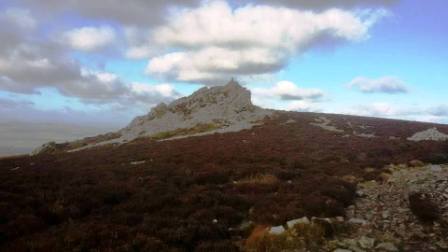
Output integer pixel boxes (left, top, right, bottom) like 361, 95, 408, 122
33, 80, 272, 154
117, 79, 272, 142
407, 127, 448, 142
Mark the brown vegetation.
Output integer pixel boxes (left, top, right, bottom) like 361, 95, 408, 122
0, 111, 447, 251
409, 192, 440, 222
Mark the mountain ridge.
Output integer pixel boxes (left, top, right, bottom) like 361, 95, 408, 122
32, 80, 272, 154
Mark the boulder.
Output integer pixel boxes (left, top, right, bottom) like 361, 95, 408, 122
286, 217, 310, 228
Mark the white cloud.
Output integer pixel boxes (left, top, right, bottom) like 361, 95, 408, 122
343, 102, 448, 124
250, 80, 323, 112
145, 1, 387, 84
62, 26, 116, 51
286, 100, 320, 112
353, 102, 400, 116
252, 81, 324, 100
130, 83, 180, 99
429, 105, 448, 117
347, 76, 408, 94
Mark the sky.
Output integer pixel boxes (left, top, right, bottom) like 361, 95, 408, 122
0, 0, 447, 137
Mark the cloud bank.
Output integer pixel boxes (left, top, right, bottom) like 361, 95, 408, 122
348, 76, 408, 94
145, 1, 387, 84
61, 26, 116, 51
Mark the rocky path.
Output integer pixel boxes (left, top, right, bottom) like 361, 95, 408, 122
331, 163, 448, 251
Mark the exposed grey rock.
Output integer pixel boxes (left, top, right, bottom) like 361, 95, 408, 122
358, 236, 375, 249
348, 218, 368, 225
437, 240, 448, 249
408, 127, 448, 142
354, 132, 376, 138
344, 163, 448, 251
269, 225, 285, 235
375, 242, 398, 251
287, 217, 310, 228
119, 80, 271, 142
310, 116, 344, 133
333, 249, 353, 252
68, 80, 272, 151
430, 164, 442, 172
130, 160, 146, 165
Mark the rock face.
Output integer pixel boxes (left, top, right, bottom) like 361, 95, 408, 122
117, 79, 271, 142
407, 127, 448, 142
31, 80, 271, 153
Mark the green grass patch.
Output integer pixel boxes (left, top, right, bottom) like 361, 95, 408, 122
150, 123, 221, 140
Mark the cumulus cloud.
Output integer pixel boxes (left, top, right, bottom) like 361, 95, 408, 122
345, 102, 448, 123
145, 1, 386, 84
250, 81, 323, 112
62, 26, 116, 51
0, 8, 180, 107
252, 81, 324, 101
347, 76, 408, 94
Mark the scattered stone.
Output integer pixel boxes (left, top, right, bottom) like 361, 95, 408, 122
436, 240, 448, 249
287, 217, 310, 228
429, 164, 442, 172
354, 132, 376, 138
130, 160, 146, 165
310, 116, 344, 133
409, 159, 424, 167
345, 163, 448, 251
358, 236, 375, 249
333, 249, 352, 252
348, 218, 367, 225
375, 242, 398, 251
10, 167, 20, 171
269, 225, 285, 235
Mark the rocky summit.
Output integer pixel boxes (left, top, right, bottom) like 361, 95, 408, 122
33, 80, 272, 154
118, 79, 271, 142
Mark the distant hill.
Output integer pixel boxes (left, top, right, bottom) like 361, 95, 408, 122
0, 122, 112, 157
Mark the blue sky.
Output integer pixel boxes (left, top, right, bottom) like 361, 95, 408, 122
0, 0, 447, 128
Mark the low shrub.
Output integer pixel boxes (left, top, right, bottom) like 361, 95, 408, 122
409, 192, 440, 222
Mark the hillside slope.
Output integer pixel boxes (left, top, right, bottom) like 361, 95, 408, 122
1, 111, 448, 251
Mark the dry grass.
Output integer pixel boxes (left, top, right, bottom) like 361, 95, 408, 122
245, 222, 327, 252
150, 123, 221, 140
237, 174, 279, 186
2, 111, 448, 251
